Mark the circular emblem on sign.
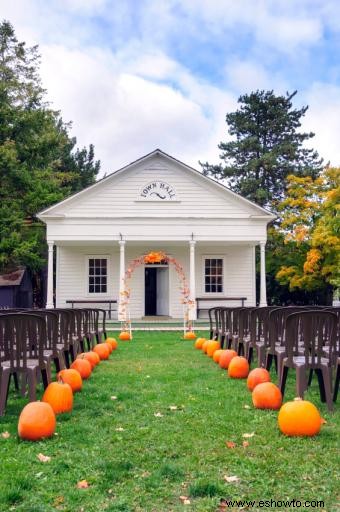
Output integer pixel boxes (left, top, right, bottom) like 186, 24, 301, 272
139, 181, 177, 201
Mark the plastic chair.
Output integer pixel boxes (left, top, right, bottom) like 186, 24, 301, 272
279, 310, 337, 411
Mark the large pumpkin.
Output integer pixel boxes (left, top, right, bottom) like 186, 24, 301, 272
18, 401, 56, 441
206, 340, 221, 357
184, 331, 196, 340
219, 349, 237, 369
104, 341, 113, 354
119, 331, 131, 341
57, 369, 83, 393
77, 351, 100, 369
93, 343, 110, 360
213, 349, 224, 363
252, 382, 282, 409
195, 338, 206, 349
70, 358, 92, 379
228, 356, 250, 379
42, 381, 73, 414
106, 337, 118, 350
278, 399, 322, 436
247, 368, 271, 391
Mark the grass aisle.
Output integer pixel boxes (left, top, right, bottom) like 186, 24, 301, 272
0, 331, 339, 512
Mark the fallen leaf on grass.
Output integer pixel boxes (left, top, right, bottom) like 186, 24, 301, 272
1, 431, 10, 439
154, 412, 163, 417
76, 480, 90, 489
169, 405, 178, 411
141, 471, 151, 478
321, 418, 327, 424
179, 495, 191, 505
53, 496, 65, 506
110, 395, 118, 400
243, 404, 251, 409
37, 453, 51, 462
225, 441, 236, 449
242, 441, 250, 448
115, 427, 125, 431
242, 432, 255, 438
223, 475, 240, 483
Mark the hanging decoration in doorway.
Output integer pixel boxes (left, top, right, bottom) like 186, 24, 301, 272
118, 251, 195, 338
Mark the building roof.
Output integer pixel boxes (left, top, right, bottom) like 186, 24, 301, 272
0, 267, 26, 287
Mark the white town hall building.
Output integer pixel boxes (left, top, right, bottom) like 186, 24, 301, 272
38, 149, 275, 320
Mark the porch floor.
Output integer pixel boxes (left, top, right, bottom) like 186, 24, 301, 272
106, 317, 210, 331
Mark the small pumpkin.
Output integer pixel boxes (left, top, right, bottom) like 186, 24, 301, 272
252, 382, 282, 409
18, 401, 56, 441
213, 349, 224, 363
278, 398, 322, 436
206, 340, 221, 357
228, 356, 250, 379
42, 381, 73, 414
57, 369, 83, 393
93, 343, 110, 360
202, 340, 212, 353
219, 349, 237, 369
104, 341, 113, 354
247, 368, 271, 391
70, 358, 92, 379
119, 331, 131, 341
77, 351, 100, 368
183, 331, 196, 340
106, 337, 118, 350
195, 337, 206, 349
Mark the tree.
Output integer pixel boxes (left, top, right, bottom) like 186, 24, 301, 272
200, 90, 323, 208
0, 20, 100, 278
276, 167, 339, 299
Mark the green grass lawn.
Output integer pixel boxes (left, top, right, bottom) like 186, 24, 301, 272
0, 332, 339, 512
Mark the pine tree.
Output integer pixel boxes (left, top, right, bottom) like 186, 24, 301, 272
200, 90, 323, 208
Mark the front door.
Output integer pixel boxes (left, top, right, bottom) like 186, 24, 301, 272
144, 267, 169, 316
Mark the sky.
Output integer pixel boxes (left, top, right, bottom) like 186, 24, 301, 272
2, 0, 340, 177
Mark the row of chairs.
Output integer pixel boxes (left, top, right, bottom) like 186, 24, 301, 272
0, 308, 107, 415
208, 306, 339, 411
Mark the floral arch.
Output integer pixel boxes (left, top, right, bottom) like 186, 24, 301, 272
119, 251, 195, 338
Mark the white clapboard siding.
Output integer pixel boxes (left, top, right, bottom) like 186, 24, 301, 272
44, 154, 262, 218
56, 245, 255, 318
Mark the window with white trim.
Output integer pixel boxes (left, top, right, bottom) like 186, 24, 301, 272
204, 257, 223, 293
88, 258, 107, 294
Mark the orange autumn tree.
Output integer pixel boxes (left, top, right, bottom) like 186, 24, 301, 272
276, 167, 340, 294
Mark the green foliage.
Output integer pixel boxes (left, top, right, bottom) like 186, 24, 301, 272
200, 90, 323, 208
0, 20, 100, 273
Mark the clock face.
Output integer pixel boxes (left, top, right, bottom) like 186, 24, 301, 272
139, 181, 177, 201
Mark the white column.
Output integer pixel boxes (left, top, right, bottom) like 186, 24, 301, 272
46, 241, 54, 309
259, 242, 267, 307
189, 240, 197, 320
118, 240, 126, 320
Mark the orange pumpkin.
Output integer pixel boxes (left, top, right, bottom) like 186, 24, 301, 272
219, 349, 237, 369
104, 341, 113, 354
213, 349, 224, 363
206, 340, 221, 357
18, 401, 56, 441
119, 331, 131, 341
252, 382, 282, 409
70, 358, 92, 379
202, 340, 213, 354
184, 331, 196, 340
228, 356, 250, 379
42, 381, 73, 414
195, 337, 206, 349
247, 368, 271, 391
278, 398, 322, 436
106, 337, 118, 350
57, 369, 83, 393
93, 343, 110, 360
77, 351, 100, 368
